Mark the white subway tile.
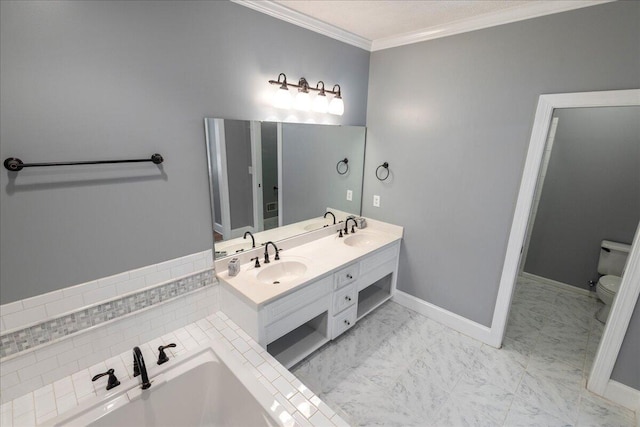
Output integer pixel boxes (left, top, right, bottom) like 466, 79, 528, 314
290, 393, 317, 418
42, 362, 79, 387
36, 409, 58, 425
0, 301, 23, 316
170, 263, 195, 279
274, 393, 297, 415
97, 272, 129, 288
309, 411, 334, 427
22, 290, 64, 310
273, 376, 297, 399
128, 265, 157, 279
91, 331, 124, 353
258, 376, 278, 395
122, 320, 150, 340
18, 356, 58, 381
57, 343, 90, 367
82, 285, 117, 306
76, 352, 106, 373
35, 339, 74, 362
55, 392, 77, 414
62, 281, 98, 298
12, 393, 34, 417
33, 384, 53, 398
258, 362, 280, 382
45, 295, 83, 318
34, 390, 56, 418
1, 352, 37, 375
193, 258, 207, 271
13, 410, 35, 427
230, 337, 250, 354
0, 403, 12, 427
53, 377, 74, 399
3, 305, 46, 330
0, 372, 20, 389
108, 336, 139, 357
292, 411, 313, 427
144, 270, 172, 287
1, 377, 43, 404
115, 277, 146, 296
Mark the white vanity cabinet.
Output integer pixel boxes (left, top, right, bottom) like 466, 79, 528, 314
218, 229, 402, 369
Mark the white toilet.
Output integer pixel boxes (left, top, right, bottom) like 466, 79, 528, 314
595, 240, 631, 323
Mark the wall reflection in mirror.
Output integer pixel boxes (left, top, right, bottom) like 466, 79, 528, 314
205, 119, 366, 259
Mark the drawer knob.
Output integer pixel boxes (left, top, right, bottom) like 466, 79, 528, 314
345, 296, 352, 301
344, 320, 351, 326
346, 274, 353, 279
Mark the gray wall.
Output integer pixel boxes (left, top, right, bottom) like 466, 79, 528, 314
0, 0, 369, 304
612, 299, 640, 389
224, 120, 253, 230
524, 107, 640, 289
282, 124, 366, 224
364, 1, 640, 326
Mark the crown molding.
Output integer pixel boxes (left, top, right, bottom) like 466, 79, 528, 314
231, 0, 372, 51
232, 0, 615, 53
371, 0, 615, 51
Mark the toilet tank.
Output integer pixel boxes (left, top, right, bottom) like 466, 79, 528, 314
598, 240, 632, 276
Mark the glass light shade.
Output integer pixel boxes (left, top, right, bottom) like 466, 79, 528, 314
312, 94, 329, 113
294, 91, 311, 111
273, 87, 292, 109
328, 97, 344, 116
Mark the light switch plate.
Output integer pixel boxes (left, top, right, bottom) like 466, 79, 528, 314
373, 195, 380, 207
346, 190, 353, 201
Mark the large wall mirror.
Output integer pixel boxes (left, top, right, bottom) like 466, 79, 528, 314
205, 119, 366, 259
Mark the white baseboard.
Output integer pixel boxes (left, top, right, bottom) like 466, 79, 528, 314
392, 291, 494, 346
521, 272, 595, 297
602, 379, 640, 413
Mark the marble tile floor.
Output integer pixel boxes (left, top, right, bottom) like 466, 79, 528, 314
291, 276, 636, 426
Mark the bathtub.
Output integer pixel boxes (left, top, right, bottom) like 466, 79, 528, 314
43, 340, 291, 426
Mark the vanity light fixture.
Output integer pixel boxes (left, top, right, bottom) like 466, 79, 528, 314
312, 81, 329, 114
268, 73, 344, 116
272, 73, 292, 110
328, 85, 344, 116
294, 78, 311, 111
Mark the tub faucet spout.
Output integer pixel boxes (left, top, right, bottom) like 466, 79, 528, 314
133, 346, 151, 389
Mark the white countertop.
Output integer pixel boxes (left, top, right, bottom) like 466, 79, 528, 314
217, 219, 403, 307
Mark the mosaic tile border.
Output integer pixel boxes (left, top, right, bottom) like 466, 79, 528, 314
0, 269, 215, 359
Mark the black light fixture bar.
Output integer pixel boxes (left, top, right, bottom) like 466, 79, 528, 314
268, 73, 341, 96
3, 154, 164, 172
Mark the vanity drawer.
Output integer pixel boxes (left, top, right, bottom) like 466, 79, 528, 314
334, 263, 359, 290
265, 294, 330, 344
331, 305, 357, 339
264, 275, 332, 324
332, 283, 356, 314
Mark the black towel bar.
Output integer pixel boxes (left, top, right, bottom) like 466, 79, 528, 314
3, 154, 164, 172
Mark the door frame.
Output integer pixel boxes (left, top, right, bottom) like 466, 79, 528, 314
488, 89, 640, 397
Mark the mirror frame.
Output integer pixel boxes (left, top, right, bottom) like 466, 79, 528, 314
490, 89, 640, 398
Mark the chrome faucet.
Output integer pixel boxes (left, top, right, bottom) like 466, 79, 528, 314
344, 218, 358, 235
264, 241, 280, 264
324, 211, 336, 225
133, 346, 151, 389
243, 231, 256, 248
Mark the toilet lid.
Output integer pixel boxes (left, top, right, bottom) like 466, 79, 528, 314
600, 275, 622, 293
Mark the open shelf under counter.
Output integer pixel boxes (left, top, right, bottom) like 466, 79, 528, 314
357, 273, 393, 320
267, 311, 329, 369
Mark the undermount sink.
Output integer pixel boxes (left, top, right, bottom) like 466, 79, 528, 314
256, 261, 307, 285
303, 222, 327, 231
343, 233, 385, 248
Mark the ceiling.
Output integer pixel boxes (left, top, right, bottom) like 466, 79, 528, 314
234, 0, 614, 51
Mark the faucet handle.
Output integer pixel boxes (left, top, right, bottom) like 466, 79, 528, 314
338, 229, 343, 238
251, 257, 261, 268
274, 249, 280, 261
92, 368, 120, 391
157, 343, 177, 365
351, 225, 356, 234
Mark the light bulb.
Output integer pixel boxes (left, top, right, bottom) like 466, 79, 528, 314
312, 93, 329, 113
329, 97, 344, 116
273, 87, 292, 109
294, 91, 311, 111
